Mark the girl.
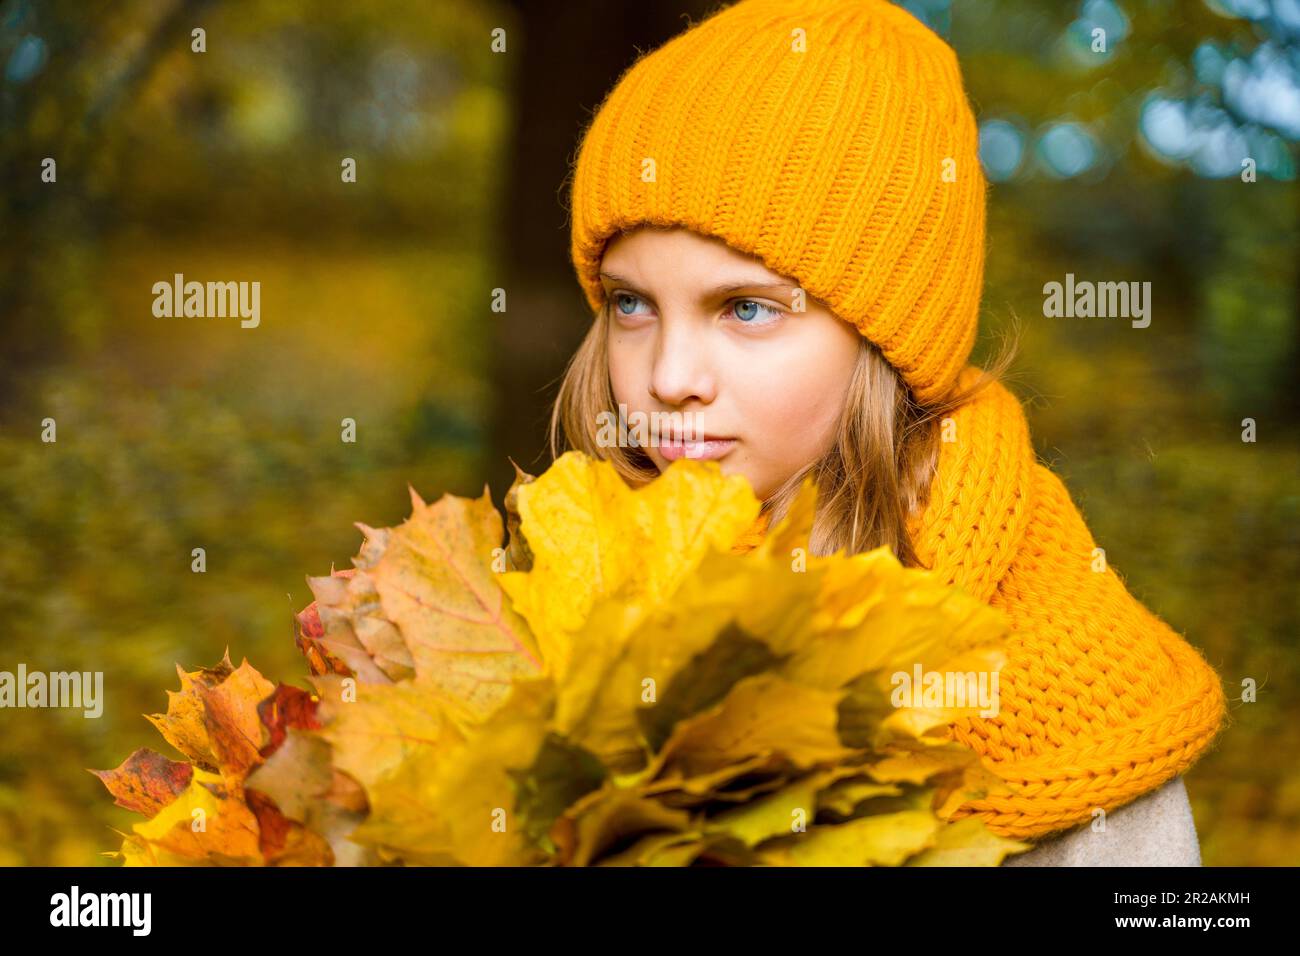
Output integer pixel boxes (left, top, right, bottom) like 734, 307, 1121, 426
548, 0, 1228, 865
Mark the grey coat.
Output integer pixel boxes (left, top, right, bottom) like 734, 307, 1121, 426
1002, 776, 1202, 866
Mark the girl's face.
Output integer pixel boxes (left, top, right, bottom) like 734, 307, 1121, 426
601, 226, 861, 501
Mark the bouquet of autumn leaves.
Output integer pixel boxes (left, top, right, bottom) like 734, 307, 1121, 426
94, 451, 1031, 866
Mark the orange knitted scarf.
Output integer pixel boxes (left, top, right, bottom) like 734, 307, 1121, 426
733, 366, 1228, 840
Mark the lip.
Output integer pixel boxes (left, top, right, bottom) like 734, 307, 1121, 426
657, 437, 737, 462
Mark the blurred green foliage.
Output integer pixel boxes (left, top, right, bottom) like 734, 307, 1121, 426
0, 0, 511, 864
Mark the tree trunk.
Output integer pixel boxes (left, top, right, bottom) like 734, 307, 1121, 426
486, 0, 716, 502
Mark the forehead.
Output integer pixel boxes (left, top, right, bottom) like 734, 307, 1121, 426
600, 226, 785, 284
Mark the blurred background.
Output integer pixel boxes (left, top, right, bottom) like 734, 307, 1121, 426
1, 0, 1296, 866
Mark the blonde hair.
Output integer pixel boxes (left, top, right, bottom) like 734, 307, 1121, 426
547, 301, 1020, 568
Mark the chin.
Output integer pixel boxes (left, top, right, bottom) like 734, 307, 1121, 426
730, 468, 767, 499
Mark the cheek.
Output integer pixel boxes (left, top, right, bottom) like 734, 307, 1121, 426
736, 348, 848, 452
607, 335, 641, 406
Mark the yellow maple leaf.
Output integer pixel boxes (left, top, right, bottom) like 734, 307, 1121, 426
498, 450, 760, 680
122, 769, 262, 866
318, 676, 555, 865
100, 451, 1031, 868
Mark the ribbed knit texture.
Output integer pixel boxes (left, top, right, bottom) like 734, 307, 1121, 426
733, 366, 1229, 841
568, 0, 986, 404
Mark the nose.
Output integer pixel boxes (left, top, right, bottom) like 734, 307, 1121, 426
648, 313, 716, 408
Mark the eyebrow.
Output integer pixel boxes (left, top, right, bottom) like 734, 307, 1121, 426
598, 272, 796, 301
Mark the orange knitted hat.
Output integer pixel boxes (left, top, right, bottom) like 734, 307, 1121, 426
568, 0, 987, 404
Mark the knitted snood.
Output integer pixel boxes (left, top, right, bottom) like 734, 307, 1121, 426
733, 365, 1228, 840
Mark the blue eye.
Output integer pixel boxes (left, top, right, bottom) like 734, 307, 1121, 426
614, 293, 650, 316
731, 300, 782, 325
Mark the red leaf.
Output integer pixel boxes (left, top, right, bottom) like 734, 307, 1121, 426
295, 568, 358, 676
90, 748, 193, 818
245, 788, 292, 859
258, 684, 322, 757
